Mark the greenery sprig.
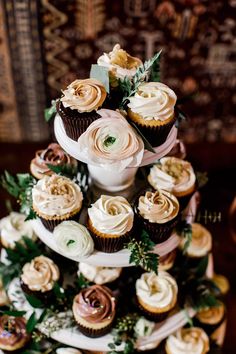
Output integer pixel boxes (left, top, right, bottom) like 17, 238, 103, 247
176, 221, 192, 254
47, 163, 78, 180
126, 230, 159, 274
1, 171, 37, 220
44, 100, 57, 122
196, 171, 208, 189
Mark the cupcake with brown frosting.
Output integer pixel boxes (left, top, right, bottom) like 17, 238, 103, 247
20, 255, 60, 303
32, 174, 83, 231
30, 143, 77, 180
134, 189, 179, 244
195, 302, 226, 335
72, 284, 116, 338
57, 78, 107, 140
148, 157, 196, 209
87, 195, 134, 253
165, 327, 210, 354
0, 315, 30, 352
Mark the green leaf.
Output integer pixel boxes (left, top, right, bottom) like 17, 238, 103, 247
26, 312, 38, 333
3, 310, 26, 317
25, 294, 44, 309
90, 64, 110, 93
53, 282, 65, 299
196, 171, 208, 189
176, 221, 192, 254
44, 100, 57, 122
46, 163, 78, 180
195, 255, 209, 277
77, 273, 90, 290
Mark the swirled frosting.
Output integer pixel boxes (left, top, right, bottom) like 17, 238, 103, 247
21, 255, 60, 292
32, 175, 83, 217
148, 157, 196, 196
138, 190, 179, 224
54, 221, 94, 259
196, 302, 225, 325
78, 263, 122, 285
30, 143, 77, 179
128, 82, 177, 121
97, 44, 142, 80
61, 78, 106, 112
73, 285, 116, 323
56, 348, 82, 354
0, 315, 29, 350
179, 223, 212, 257
88, 195, 134, 235
136, 271, 178, 309
165, 327, 210, 354
77, 109, 144, 171
0, 212, 36, 249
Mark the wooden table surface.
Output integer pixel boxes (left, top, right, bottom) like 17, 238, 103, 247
0, 141, 236, 353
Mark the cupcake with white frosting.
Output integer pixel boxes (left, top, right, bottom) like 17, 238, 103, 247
195, 302, 226, 335
0, 212, 37, 249
57, 78, 107, 140
165, 327, 210, 354
20, 255, 60, 303
88, 195, 134, 252
127, 82, 177, 147
32, 174, 83, 231
179, 223, 212, 265
134, 189, 179, 244
136, 271, 178, 322
148, 157, 196, 209
78, 263, 122, 285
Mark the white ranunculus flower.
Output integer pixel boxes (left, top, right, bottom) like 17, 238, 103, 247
134, 317, 155, 337
77, 109, 144, 172
56, 348, 82, 354
53, 221, 94, 259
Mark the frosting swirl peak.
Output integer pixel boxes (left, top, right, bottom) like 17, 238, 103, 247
73, 285, 116, 323
88, 195, 134, 235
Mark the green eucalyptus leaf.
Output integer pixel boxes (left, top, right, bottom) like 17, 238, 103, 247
90, 64, 110, 93
26, 312, 38, 333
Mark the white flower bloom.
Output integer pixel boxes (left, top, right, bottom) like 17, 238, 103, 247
56, 348, 82, 354
134, 317, 155, 337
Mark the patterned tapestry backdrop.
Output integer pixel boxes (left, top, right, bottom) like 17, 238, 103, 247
0, 0, 235, 143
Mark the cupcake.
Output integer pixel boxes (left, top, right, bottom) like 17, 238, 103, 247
0, 212, 37, 249
87, 195, 134, 253
179, 223, 212, 266
57, 78, 107, 141
32, 174, 83, 231
0, 315, 30, 352
148, 157, 196, 209
56, 348, 82, 354
78, 263, 122, 285
136, 271, 178, 322
165, 327, 210, 354
134, 189, 179, 244
127, 82, 177, 147
72, 284, 116, 338
159, 250, 177, 271
54, 221, 94, 259
30, 143, 77, 180
20, 255, 60, 303
195, 302, 226, 336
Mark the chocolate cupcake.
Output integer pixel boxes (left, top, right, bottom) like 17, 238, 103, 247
57, 78, 107, 141
87, 195, 134, 253
32, 174, 83, 231
148, 157, 196, 210
179, 223, 212, 267
20, 255, 60, 303
134, 189, 179, 244
72, 285, 116, 338
165, 327, 210, 354
30, 143, 77, 180
136, 271, 178, 322
195, 302, 226, 336
127, 82, 177, 147
0, 315, 30, 352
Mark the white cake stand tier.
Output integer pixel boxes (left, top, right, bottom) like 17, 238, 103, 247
54, 114, 178, 191
32, 219, 180, 267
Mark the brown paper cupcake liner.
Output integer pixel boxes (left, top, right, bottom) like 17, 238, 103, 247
76, 320, 113, 338
137, 298, 172, 322
57, 100, 101, 141
88, 228, 131, 253
39, 211, 81, 232
177, 189, 196, 211
128, 115, 176, 148
20, 279, 54, 306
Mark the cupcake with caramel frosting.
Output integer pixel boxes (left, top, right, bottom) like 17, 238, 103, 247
165, 327, 210, 354
72, 285, 116, 338
57, 78, 107, 141
32, 174, 83, 231
148, 157, 196, 209
88, 195, 134, 252
20, 255, 60, 303
134, 189, 179, 243
195, 302, 226, 335
30, 143, 77, 180
0, 315, 30, 352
